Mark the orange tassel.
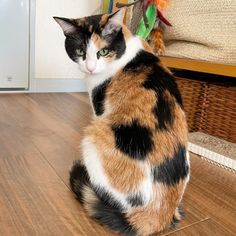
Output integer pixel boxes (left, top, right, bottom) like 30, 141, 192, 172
149, 28, 165, 55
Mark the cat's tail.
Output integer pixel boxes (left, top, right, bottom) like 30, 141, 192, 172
69, 160, 90, 203
69, 161, 137, 236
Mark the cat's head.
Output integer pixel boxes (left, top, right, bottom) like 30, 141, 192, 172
54, 10, 132, 75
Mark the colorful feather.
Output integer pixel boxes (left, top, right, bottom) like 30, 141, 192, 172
157, 8, 172, 26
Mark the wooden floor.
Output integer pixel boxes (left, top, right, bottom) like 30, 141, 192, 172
0, 93, 235, 236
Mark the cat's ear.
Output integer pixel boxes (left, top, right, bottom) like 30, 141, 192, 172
53, 17, 77, 36
102, 9, 125, 37
109, 8, 125, 24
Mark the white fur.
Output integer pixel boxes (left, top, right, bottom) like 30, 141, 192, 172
81, 137, 131, 211
137, 162, 153, 206
102, 99, 113, 116
185, 151, 191, 183
85, 40, 98, 72
176, 150, 190, 205
77, 40, 108, 75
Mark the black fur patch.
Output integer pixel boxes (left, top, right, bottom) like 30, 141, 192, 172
92, 78, 111, 116
143, 67, 183, 108
65, 32, 90, 62
127, 193, 144, 207
69, 160, 90, 203
152, 92, 175, 130
124, 50, 183, 131
106, 29, 126, 59
112, 120, 154, 160
93, 186, 125, 211
124, 50, 159, 71
143, 64, 183, 130
152, 145, 189, 185
92, 198, 137, 236
91, 186, 136, 235
84, 14, 103, 34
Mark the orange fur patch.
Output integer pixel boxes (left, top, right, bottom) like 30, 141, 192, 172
121, 24, 133, 40
102, 152, 146, 194
106, 69, 157, 130
100, 14, 110, 26
91, 33, 108, 49
127, 181, 186, 235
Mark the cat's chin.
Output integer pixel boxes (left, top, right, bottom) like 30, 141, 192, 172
84, 71, 98, 76
78, 66, 99, 76
80, 68, 104, 76
78, 68, 92, 75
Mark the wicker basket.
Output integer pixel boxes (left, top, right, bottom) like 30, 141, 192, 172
175, 73, 236, 143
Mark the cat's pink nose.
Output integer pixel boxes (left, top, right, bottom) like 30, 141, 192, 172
87, 67, 94, 73
86, 62, 96, 73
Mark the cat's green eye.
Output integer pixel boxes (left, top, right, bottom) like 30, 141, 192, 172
98, 48, 110, 57
76, 49, 85, 57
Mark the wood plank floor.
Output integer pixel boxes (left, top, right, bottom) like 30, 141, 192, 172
0, 93, 235, 236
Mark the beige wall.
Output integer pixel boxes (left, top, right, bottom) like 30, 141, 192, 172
35, 0, 101, 79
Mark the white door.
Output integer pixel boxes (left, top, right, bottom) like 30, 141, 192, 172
0, 0, 30, 89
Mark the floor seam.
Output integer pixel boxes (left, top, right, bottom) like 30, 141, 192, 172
33, 143, 72, 190
162, 217, 210, 235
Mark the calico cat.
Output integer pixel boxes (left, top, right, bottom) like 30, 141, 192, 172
54, 9, 190, 236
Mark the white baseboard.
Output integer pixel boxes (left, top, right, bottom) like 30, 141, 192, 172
29, 78, 87, 92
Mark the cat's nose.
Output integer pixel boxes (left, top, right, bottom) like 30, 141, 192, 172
87, 67, 94, 73
86, 61, 96, 73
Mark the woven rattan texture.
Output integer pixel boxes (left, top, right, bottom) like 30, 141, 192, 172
176, 77, 236, 143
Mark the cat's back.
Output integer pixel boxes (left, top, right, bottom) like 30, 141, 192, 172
105, 50, 186, 133
82, 49, 190, 236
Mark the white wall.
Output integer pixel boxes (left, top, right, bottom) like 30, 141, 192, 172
35, 0, 101, 80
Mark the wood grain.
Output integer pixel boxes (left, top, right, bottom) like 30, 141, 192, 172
161, 56, 236, 78
0, 93, 235, 236
183, 155, 236, 234
164, 219, 234, 236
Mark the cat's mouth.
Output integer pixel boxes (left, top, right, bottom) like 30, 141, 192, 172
85, 69, 96, 75
78, 65, 96, 75
86, 70, 95, 74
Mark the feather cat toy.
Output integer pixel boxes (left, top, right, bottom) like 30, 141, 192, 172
112, 0, 171, 54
